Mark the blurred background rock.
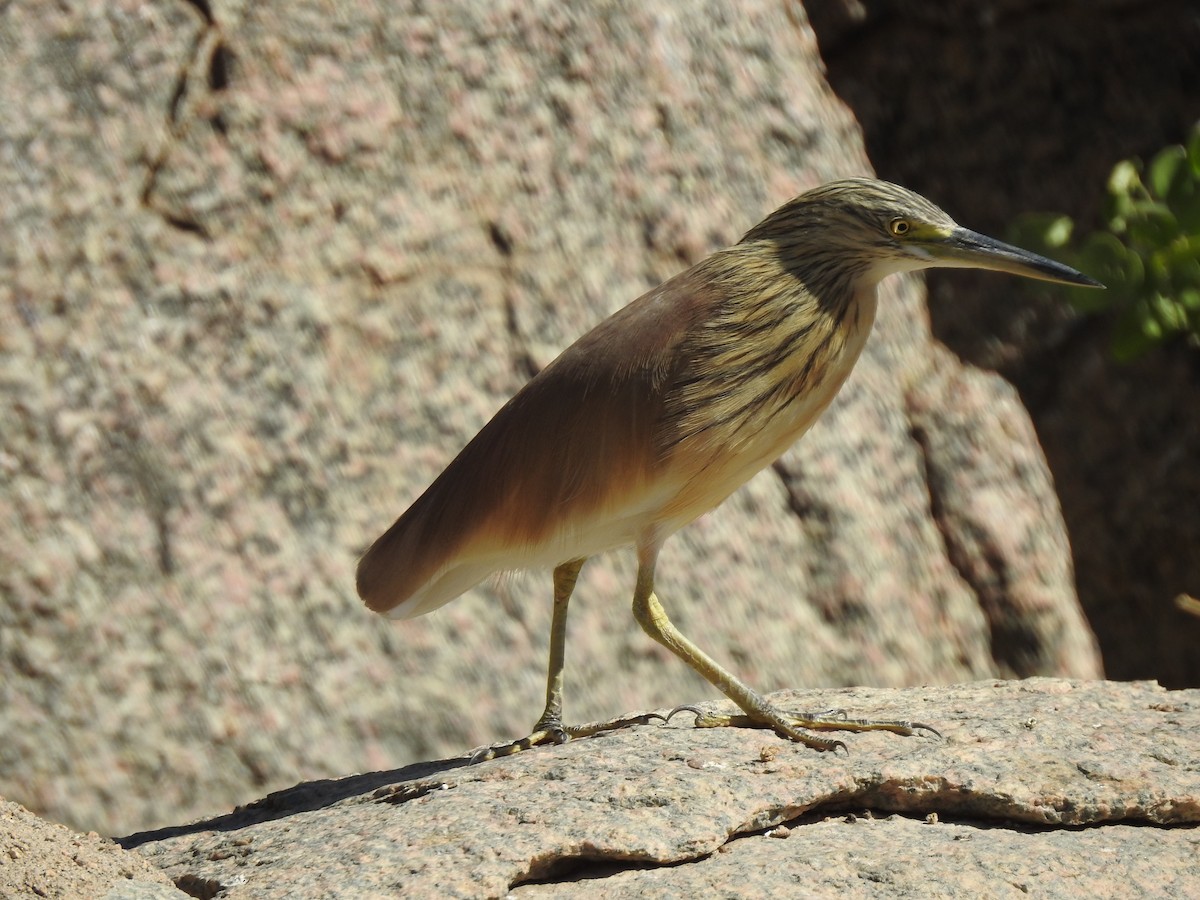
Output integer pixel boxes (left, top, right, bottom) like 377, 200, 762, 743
0, 0, 1193, 836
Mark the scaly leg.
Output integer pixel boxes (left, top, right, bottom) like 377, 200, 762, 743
472, 558, 662, 762
630, 548, 938, 752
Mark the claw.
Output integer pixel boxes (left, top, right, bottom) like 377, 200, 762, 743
664, 705, 708, 724
799, 715, 943, 740
661, 702, 940, 753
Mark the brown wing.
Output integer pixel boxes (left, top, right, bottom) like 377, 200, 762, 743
355, 265, 719, 618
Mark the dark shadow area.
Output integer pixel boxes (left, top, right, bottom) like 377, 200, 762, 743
512, 855, 678, 890
808, 0, 1200, 687
115, 755, 473, 849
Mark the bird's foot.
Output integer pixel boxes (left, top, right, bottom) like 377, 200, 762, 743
665, 704, 940, 753
471, 711, 666, 763
470, 724, 570, 762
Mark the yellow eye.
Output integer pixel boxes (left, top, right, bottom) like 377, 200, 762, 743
889, 218, 911, 237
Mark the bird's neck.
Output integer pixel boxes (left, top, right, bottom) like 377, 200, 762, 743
665, 248, 879, 456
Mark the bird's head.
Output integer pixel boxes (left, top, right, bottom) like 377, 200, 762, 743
743, 177, 1103, 290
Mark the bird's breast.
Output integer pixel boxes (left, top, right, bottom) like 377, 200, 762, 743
653, 285, 879, 530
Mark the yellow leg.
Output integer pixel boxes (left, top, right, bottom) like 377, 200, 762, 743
534, 556, 582, 729
473, 558, 661, 762
630, 556, 938, 752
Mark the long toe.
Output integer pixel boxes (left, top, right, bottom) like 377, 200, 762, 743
791, 713, 942, 739
471, 725, 570, 763
665, 703, 940, 752
472, 712, 667, 763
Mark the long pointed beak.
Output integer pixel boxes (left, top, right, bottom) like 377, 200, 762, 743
934, 227, 1104, 288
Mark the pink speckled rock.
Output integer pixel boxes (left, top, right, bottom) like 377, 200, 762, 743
121, 680, 1199, 898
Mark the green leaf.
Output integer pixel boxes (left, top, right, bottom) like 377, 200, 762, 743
1124, 201, 1178, 250
1171, 179, 1200, 234
1166, 244, 1200, 292
1080, 231, 1142, 299
1043, 215, 1074, 248
1109, 159, 1143, 199
1150, 292, 1187, 332
1148, 145, 1187, 199
1008, 212, 1075, 254
1188, 128, 1200, 178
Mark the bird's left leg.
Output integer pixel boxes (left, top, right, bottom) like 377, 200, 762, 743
630, 550, 938, 751
472, 558, 661, 762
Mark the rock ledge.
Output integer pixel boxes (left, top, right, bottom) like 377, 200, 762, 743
104, 679, 1200, 898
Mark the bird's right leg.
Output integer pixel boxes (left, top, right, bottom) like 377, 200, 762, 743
630, 551, 937, 751
472, 558, 661, 762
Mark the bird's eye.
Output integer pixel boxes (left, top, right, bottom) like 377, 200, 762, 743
889, 218, 911, 237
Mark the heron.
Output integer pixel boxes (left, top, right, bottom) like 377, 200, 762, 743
356, 178, 1101, 758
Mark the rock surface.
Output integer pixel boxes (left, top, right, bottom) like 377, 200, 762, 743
0, 798, 185, 899
117, 680, 1199, 899
2, 0, 1099, 837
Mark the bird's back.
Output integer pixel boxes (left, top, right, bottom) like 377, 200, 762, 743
355, 267, 714, 618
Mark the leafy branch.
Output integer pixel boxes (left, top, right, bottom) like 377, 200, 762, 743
1010, 127, 1200, 360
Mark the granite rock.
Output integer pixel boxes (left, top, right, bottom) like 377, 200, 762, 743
120, 680, 1200, 898
0, 798, 185, 900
